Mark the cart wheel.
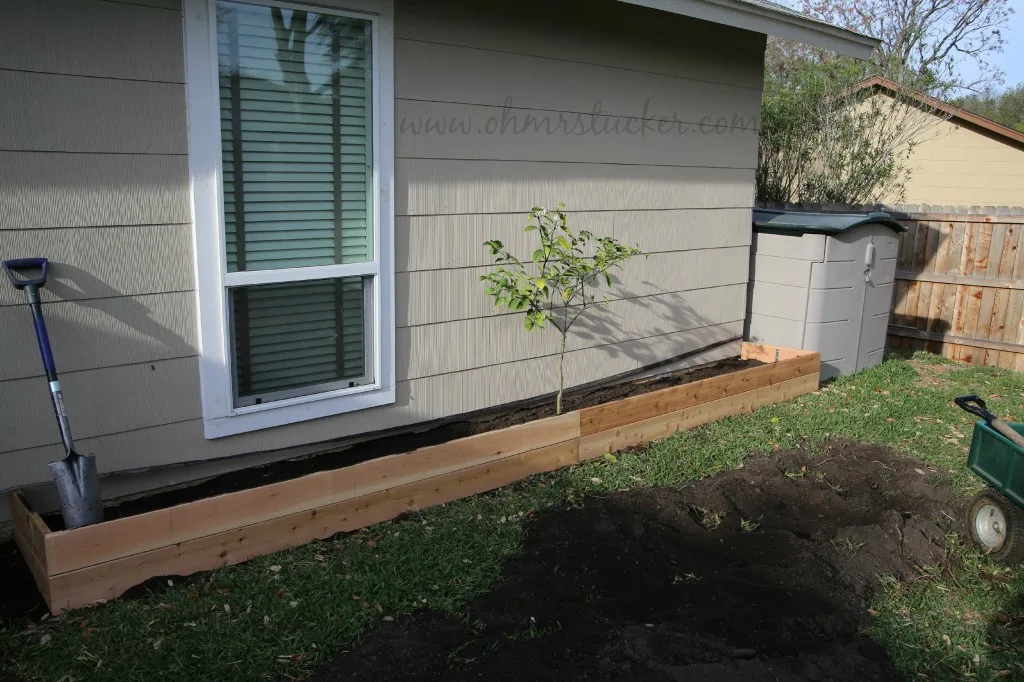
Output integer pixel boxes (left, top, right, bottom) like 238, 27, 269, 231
966, 488, 1024, 564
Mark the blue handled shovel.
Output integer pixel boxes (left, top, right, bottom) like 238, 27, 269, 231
4, 258, 103, 529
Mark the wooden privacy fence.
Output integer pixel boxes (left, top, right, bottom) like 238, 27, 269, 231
888, 213, 1024, 368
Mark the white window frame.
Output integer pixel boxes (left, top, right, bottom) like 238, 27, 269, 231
182, 0, 395, 439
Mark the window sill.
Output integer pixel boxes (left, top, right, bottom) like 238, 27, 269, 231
203, 385, 396, 439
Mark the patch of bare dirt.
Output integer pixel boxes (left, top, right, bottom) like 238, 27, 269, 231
311, 440, 960, 682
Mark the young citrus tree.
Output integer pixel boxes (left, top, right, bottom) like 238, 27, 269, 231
480, 204, 641, 415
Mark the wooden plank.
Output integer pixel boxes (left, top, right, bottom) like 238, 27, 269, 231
887, 326, 1024, 355
985, 224, 1020, 366
579, 373, 819, 461
892, 224, 918, 327
579, 351, 817, 436
904, 222, 929, 323
962, 224, 994, 364
939, 221, 966, 351
922, 220, 943, 273
47, 439, 581, 614
910, 221, 933, 322
894, 271, 1024, 290
926, 222, 953, 335
912, 220, 932, 271
976, 288, 997, 366
10, 492, 52, 605
46, 412, 581, 576
23, 343, 820, 614
739, 342, 813, 363
913, 223, 941, 332
975, 223, 1002, 365
1000, 291, 1024, 369
978, 288, 1003, 366
1013, 228, 1024, 371
952, 224, 979, 363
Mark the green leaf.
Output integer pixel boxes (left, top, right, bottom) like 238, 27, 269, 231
535, 278, 547, 291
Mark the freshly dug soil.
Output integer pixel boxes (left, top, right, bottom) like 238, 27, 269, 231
312, 440, 960, 682
44, 355, 760, 527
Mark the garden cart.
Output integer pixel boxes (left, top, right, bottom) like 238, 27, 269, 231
954, 395, 1024, 564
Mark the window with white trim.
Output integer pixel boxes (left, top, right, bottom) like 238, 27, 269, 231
184, 0, 394, 438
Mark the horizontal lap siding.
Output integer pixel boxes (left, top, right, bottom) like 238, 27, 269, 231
0, 71, 187, 154
1, 0, 762, 494
396, 208, 752, 272
0, 225, 194, 305
0, 0, 196, 491
0, 153, 190, 229
398, 285, 747, 379
3, 325, 744, 485
396, 160, 754, 215
397, 247, 750, 327
395, 100, 758, 167
0, 292, 198, 380
0, 0, 184, 81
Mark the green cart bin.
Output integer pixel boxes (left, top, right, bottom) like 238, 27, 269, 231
967, 420, 1024, 509
964, 417, 1024, 563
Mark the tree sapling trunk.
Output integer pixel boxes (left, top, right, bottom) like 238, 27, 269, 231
480, 204, 641, 415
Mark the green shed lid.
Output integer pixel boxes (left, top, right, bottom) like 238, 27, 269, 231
753, 209, 907, 235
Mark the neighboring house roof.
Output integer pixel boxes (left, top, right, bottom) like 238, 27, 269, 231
618, 0, 879, 59
752, 209, 907, 235
851, 76, 1024, 151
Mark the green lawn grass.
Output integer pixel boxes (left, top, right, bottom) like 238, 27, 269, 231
2, 352, 1023, 681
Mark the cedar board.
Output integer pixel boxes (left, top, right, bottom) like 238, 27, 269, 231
12, 343, 819, 614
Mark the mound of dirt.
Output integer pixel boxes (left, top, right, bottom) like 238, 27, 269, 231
311, 440, 961, 682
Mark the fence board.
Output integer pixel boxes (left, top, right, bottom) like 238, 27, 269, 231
888, 215, 1024, 368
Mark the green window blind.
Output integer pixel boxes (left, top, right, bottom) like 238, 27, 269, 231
218, 1, 373, 272
231, 278, 367, 402
216, 0, 374, 406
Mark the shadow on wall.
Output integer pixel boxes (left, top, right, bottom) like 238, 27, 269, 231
569, 279, 729, 373
2, 262, 196, 382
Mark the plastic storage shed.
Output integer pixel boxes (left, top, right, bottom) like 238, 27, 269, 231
745, 209, 905, 380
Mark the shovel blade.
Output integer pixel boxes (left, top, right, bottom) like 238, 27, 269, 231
49, 452, 103, 529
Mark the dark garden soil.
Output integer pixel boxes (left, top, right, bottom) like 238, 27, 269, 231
311, 440, 960, 682
41, 354, 760, 527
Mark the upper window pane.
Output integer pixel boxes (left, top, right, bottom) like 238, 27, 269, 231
217, 1, 373, 272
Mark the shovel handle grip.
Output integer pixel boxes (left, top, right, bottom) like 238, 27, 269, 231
954, 395, 996, 422
3, 258, 48, 290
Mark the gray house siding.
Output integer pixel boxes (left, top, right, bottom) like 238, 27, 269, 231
0, 0, 764, 504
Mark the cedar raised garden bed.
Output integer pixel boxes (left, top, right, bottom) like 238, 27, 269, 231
11, 343, 819, 614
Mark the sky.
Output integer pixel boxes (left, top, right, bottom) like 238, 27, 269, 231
958, 0, 1024, 91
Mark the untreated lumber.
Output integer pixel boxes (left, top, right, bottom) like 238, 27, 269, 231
579, 373, 819, 460
46, 440, 579, 613
14, 342, 819, 615
579, 351, 817, 437
44, 412, 580, 576
888, 326, 1024, 355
